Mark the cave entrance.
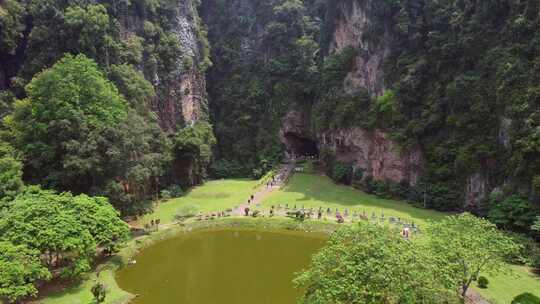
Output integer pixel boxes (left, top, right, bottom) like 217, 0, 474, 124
283, 132, 319, 158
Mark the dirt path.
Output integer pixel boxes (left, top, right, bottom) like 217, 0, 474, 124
232, 162, 296, 216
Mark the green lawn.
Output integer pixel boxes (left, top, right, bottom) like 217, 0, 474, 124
139, 179, 258, 225
36, 266, 133, 304
262, 173, 446, 226
476, 265, 540, 303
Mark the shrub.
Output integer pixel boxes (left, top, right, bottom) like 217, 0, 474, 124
512, 293, 540, 304
166, 184, 184, 198
91, 281, 107, 303
251, 168, 264, 179
477, 276, 489, 289
331, 162, 352, 184
505, 232, 540, 268
160, 190, 171, 200
210, 159, 247, 178
352, 168, 364, 181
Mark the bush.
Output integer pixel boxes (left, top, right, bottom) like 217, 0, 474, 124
166, 184, 184, 198
512, 293, 540, 304
210, 159, 247, 178
160, 190, 171, 200
352, 168, 364, 181
251, 168, 264, 179
505, 232, 540, 268
91, 282, 107, 303
477, 276, 489, 288
331, 162, 353, 184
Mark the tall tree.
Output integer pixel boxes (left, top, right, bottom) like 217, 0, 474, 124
5, 53, 127, 193
427, 213, 519, 300
295, 222, 458, 304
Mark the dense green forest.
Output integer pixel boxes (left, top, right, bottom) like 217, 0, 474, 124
0, 0, 539, 302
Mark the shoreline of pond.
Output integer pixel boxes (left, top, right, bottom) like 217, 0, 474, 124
33, 217, 341, 304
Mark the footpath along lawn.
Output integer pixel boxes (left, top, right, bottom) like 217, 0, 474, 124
139, 178, 258, 225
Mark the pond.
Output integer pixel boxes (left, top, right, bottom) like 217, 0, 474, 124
116, 229, 327, 304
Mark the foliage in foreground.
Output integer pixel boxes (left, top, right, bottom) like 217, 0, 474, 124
297, 213, 519, 303
512, 293, 540, 304
0, 188, 129, 302
295, 222, 458, 304
427, 213, 519, 299
0, 241, 50, 302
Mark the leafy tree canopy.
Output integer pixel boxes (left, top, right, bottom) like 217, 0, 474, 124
0, 141, 24, 201
0, 188, 129, 278
427, 213, 519, 299
295, 222, 458, 304
5, 53, 127, 192
0, 241, 51, 303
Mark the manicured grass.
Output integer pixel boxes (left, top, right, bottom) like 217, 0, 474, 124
139, 179, 258, 225
475, 265, 540, 304
36, 266, 133, 304
263, 173, 446, 226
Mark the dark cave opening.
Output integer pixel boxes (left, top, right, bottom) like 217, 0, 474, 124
283, 132, 319, 158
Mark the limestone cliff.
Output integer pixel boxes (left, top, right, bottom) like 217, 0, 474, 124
120, 0, 207, 131
280, 111, 422, 186
320, 129, 423, 186
329, 0, 391, 97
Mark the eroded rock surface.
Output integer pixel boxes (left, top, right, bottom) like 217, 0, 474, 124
320, 128, 423, 185
330, 0, 391, 96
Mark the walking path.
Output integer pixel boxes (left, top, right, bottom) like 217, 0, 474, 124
231, 162, 296, 216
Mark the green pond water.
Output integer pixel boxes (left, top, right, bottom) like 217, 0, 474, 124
116, 229, 327, 304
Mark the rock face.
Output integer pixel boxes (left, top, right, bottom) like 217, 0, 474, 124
280, 111, 422, 186
120, 0, 207, 131
155, 1, 207, 130
320, 128, 423, 185
464, 173, 489, 209
308, 1, 420, 185
330, 0, 391, 96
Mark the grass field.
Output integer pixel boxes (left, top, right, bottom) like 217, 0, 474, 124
262, 173, 446, 226
476, 265, 540, 303
139, 179, 258, 225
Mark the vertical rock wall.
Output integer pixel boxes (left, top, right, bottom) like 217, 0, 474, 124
329, 0, 391, 97
120, 0, 207, 131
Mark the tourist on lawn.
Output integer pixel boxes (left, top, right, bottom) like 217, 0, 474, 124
401, 226, 410, 239
244, 207, 250, 216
